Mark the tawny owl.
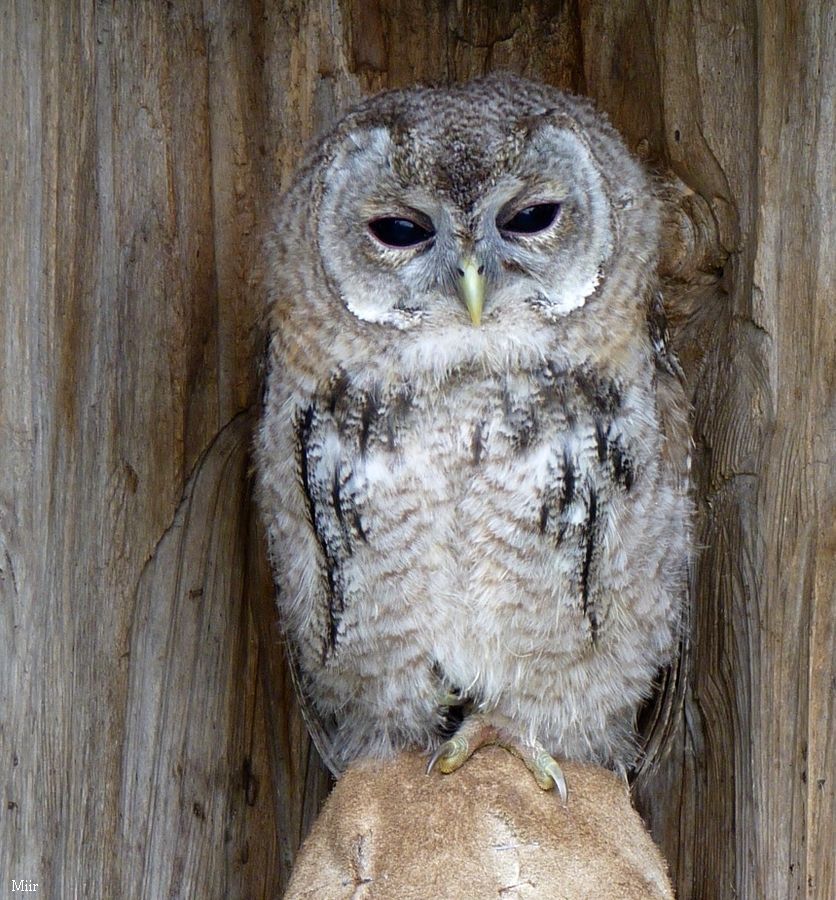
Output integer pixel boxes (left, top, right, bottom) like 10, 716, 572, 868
255, 73, 691, 800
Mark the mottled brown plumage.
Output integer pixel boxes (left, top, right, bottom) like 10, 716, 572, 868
255, 73, 691, 793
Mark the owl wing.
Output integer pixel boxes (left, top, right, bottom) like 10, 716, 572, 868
633, 292, 692, 782
648, 291, 691, 489
281, 389, 373, 779
284, 629, 346, 779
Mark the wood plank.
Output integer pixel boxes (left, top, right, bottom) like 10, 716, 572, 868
1, 2, 285, 895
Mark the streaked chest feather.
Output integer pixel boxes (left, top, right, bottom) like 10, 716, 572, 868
294, 362, 661, 657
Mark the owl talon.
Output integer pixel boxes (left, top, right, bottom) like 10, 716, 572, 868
426, 735, 470, 775
503, 742, 568, 800
427, 715, 499, 774
438, 690, 462, 708
538, 753, 568, 802
427, 715, 569, 799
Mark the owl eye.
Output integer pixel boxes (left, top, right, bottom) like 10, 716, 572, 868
368, 217, 434, 248
500, 202, 561, 235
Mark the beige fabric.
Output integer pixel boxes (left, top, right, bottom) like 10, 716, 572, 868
285, 750, 673, 899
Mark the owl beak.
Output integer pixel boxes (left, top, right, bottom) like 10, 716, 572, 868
456, 256, 486, 326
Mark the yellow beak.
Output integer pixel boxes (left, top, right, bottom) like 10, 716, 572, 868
456, 256, 486, 326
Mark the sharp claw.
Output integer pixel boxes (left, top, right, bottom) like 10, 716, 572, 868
426, 743, 447, 775
542, 756, 568, 803
426, 735, 469, 775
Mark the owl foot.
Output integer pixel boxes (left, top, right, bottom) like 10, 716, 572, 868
426, 714, 568, 802
438, 689, 463, 707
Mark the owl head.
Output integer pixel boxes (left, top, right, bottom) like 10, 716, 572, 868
270, 74, 660, 382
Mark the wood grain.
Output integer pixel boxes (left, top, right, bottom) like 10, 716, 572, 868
1, 1, 831, 897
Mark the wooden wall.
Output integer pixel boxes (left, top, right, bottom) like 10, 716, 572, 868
1, 2, 832, 897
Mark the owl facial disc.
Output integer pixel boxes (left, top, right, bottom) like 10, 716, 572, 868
307, 73, 660, 375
